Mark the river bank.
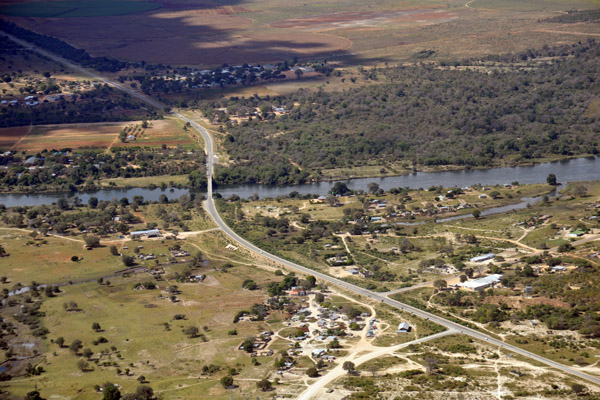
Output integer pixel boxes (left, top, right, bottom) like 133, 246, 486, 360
0, 156, 597, 207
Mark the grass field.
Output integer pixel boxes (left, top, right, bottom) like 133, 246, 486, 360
0, 230, 124, 285
5, 0, 600, 67
4, 258, 284, 399
0, 0, 161, 18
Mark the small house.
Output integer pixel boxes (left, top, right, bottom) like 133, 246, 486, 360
396, 322, 411, 333
289, 287, 306, 296
131, 229, 162, 239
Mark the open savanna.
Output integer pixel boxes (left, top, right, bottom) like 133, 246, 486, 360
4, 261, 285, 399
5, 0, 599, 67
0, 230, 127, 285
0, 119, 195, 151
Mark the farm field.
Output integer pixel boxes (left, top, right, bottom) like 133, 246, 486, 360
0, 119, 197, 151
3, 0, 599, 67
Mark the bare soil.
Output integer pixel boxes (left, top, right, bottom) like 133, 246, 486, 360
270, 8, 459, 31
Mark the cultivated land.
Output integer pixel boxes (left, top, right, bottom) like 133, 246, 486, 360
2, 0, 600, 67
0, 119, 196, 151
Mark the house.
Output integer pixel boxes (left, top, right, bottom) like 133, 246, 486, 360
131, 229, 162, 239
289, 287, 306, 296
348, 268, 359, 275
396, 322, 411, 333
24, 156, 40, 165
459, 274, 503, 291
569, 229, 586, 237
312, 349, 326, 357
470, 253, 495, 263
551, 265, 567, 273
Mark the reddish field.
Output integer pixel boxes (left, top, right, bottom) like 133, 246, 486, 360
0, 126, 30, 149
0, 120, 193, 152
270, 8, 459, 31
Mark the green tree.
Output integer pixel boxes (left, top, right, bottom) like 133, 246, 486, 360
84, 235, 100, 248
88, 197, 99, 209
69, 339, 82, 354
220, 375, 233, 388
433, 279, 447, 290
331, 182, 351, 196
122, 255, 135, 267
102, 383, 121, 400
25, 391, 45, 400
472, 209, 481, 219
183, 326, 199, 338
306, 367, 319, 377
82, 348, 93, 359
256, 378, 272, 391
547, 173, 557, 185
77, 359, 90, 371
342, 361, 355, 373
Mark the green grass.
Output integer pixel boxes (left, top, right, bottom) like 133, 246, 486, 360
0, 0, 161, 18
101, 175, 190, 189
0, 231, 123, 285
3, 244, 284, 399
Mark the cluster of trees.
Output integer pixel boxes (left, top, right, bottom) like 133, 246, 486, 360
0, 20, 127, 72
0, 85, 161, 127
0, 147, 204, 192
203, 40, 599, 185
100, 382, 155, 400
0, 198, 140, 235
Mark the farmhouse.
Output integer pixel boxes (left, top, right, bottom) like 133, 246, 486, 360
131, 229, 162, 239
470, 253, 495, 263
289, 287, 306, 296
459, 274, 503, 291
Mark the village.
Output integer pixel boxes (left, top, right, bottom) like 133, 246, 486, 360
231, 279, 423, 377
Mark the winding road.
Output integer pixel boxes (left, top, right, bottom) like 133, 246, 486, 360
3, 31, 600, 396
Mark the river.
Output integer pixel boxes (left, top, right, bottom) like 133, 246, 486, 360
0, 156, 598, 207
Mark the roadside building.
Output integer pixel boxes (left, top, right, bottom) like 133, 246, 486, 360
131, 229, 162, 239
459, 274, 503, 291
469, 253, 496, 263
396, 322, 411, 333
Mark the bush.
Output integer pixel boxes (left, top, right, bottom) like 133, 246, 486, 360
220, 375, 233, 388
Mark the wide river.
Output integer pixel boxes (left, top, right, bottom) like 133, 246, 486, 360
0, 156, 598, 207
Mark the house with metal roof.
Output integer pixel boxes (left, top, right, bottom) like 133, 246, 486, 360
459, 274, 503, 291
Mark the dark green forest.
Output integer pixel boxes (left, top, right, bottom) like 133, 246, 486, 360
203, 41, 600, 186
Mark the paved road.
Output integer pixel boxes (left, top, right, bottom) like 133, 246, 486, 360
6, 31, 600, 389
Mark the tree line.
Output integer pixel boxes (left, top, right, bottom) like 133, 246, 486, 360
202, 40, 600, 185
